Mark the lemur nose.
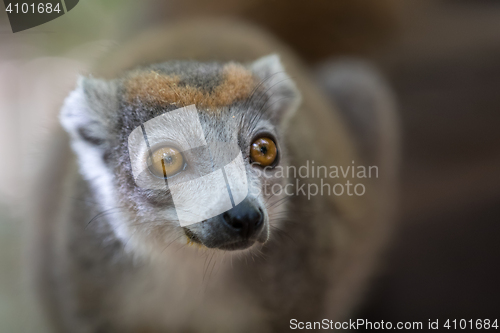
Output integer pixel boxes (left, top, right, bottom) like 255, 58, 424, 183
222, 198, 264, 239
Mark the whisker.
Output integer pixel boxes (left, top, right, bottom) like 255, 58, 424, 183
160, 233, 187, 255
270, 225, 297, 245
243, 71, 285, 114
85, 207, 126, 229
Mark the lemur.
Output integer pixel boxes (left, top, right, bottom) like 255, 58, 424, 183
30, 20, 398, 333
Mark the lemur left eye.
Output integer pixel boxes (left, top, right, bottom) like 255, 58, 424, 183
250, 137, 278, 167
148, 146, 185, 178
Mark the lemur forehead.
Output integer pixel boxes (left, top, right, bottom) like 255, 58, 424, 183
124, 63, 256, 110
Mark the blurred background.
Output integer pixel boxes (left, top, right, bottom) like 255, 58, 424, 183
1, 0, 499, 331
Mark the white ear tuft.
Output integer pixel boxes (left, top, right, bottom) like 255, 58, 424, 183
60, 76, 118, 147
251, 54, 285, 78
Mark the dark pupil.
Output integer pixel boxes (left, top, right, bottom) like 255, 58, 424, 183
260, 145, 268, 155
163, 154, 174, 165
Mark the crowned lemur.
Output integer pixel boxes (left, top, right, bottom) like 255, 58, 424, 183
30, 20, 399, 332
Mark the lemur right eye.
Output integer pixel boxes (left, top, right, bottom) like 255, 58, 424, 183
250, 137, 278, 167
148, 147, 185, 178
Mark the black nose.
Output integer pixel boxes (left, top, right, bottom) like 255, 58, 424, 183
222, 198, 264, 239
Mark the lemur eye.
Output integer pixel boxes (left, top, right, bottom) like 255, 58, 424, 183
250, 137, 278, 167
148, 147, 185, 178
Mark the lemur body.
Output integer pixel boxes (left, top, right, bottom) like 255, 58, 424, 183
31, 20, 398, 332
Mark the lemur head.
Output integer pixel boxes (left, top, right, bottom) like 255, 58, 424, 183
61, 54, 301, 256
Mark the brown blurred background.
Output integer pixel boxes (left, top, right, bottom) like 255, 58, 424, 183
1, 0, 499, 331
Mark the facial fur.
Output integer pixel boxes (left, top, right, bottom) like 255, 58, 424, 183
61, 55, 301, 258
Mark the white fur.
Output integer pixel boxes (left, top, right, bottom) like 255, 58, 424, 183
60, 82, 130, 244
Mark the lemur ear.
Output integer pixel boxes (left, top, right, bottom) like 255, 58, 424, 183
60, 76, 119, 147
250, 54, 301, 125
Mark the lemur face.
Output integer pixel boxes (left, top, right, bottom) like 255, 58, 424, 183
61, 55, 301, 255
